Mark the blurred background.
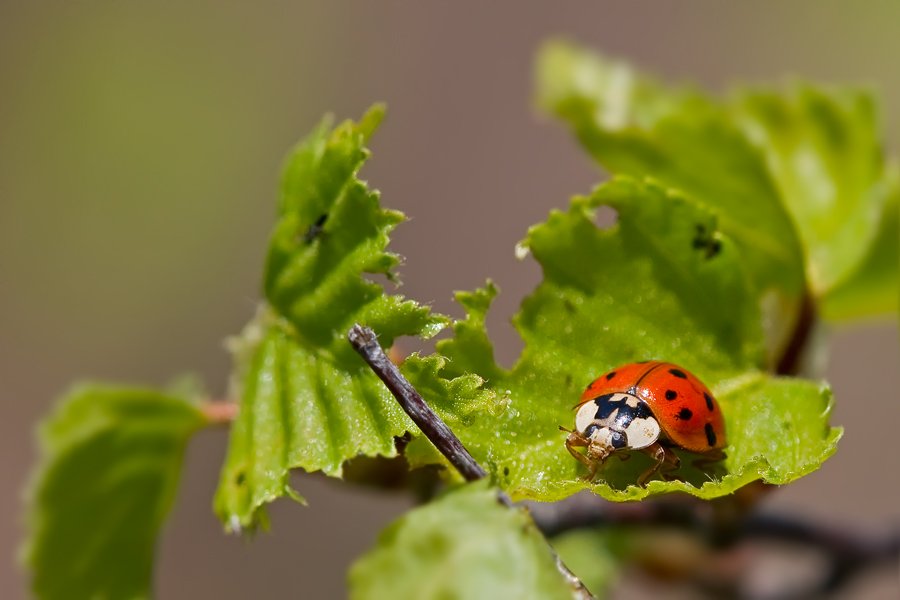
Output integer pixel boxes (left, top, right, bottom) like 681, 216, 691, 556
1, 2, 898, 598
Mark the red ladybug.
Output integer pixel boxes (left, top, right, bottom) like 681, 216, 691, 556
561, 361, 727, 486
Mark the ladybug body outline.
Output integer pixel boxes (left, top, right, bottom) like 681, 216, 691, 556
562, 361, 727, 486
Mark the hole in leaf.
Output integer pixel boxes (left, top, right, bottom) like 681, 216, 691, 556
590, 205, 619, 230
365, 271, 399, 289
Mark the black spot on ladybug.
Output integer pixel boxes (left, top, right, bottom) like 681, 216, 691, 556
503, 467, 510, 476
705, 423, 717, 447
704, 392, 714, 411
610, 430, 627, 449
677, 408, 693, 420
302, 213, 328, 243
669, 368, 687, 379
606, 371, 617, 381
665, 390, 677, 400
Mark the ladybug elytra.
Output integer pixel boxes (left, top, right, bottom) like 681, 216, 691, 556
561, 361, 727, 486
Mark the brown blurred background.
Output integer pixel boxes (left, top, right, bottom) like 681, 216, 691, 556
1, 2, 898, 598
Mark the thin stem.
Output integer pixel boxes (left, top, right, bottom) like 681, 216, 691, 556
200, 400, 239, 425
348, 324, 486, 482
348, 324, 595, 600
776, 291, 816, 376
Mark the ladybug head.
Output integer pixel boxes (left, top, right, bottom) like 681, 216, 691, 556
583, 423, 628, 461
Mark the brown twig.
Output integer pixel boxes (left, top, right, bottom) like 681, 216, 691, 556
348, 324, 487, 483
776, 291, 816, 376
348, 323, 596, 600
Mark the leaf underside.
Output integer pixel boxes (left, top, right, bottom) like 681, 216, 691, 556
25, 386, 205, 600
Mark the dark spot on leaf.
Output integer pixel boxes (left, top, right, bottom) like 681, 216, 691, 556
503, 467, 510, 476
704, 393, 715, 411
782, 421, 792, 430
665, 390, 677, 400
606, 371, 617, 381
564, 299, 577, 312
669, 368, 687, 379
636, 360, 650, 364
705, 423, 717, 447
692, 224, 721, 259
677, 408, 693, 420
235, 471, 246, 486
302, 213, 328, 243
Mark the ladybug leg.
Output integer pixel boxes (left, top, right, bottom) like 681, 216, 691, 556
562, 429, 598, 481
692, 448, 727, 473
637, 443, 681, 486
658, 448, 683, 483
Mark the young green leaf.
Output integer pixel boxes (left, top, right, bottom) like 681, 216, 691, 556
537, 39, 899, 324
407, 178, 841, 502
214, 314, 499, 529
348, 480, 584, 600
535, 41, 807, 347
736, 86, 895, 297
820, 168, 899, 320
25, 386, 206, 600
214, 107, 494, 530
264, 104, 447, 363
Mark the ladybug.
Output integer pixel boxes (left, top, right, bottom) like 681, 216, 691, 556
561, 361, 727, 486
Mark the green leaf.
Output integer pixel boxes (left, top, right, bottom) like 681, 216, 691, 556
537, 40, 899, 324
408, 178, 841, 502
348, 481, 580, 600
535, 41, 807, 345
215, 107, 489, 530
265, 104, 446, 363
25, 386, 205, 600
736, 85, 895, 296
820, 168, 899, 320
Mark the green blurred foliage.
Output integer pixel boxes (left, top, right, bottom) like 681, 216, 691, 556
25, 386, 205, 600
536, 39, 899, 330
349, 481, 578, 600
